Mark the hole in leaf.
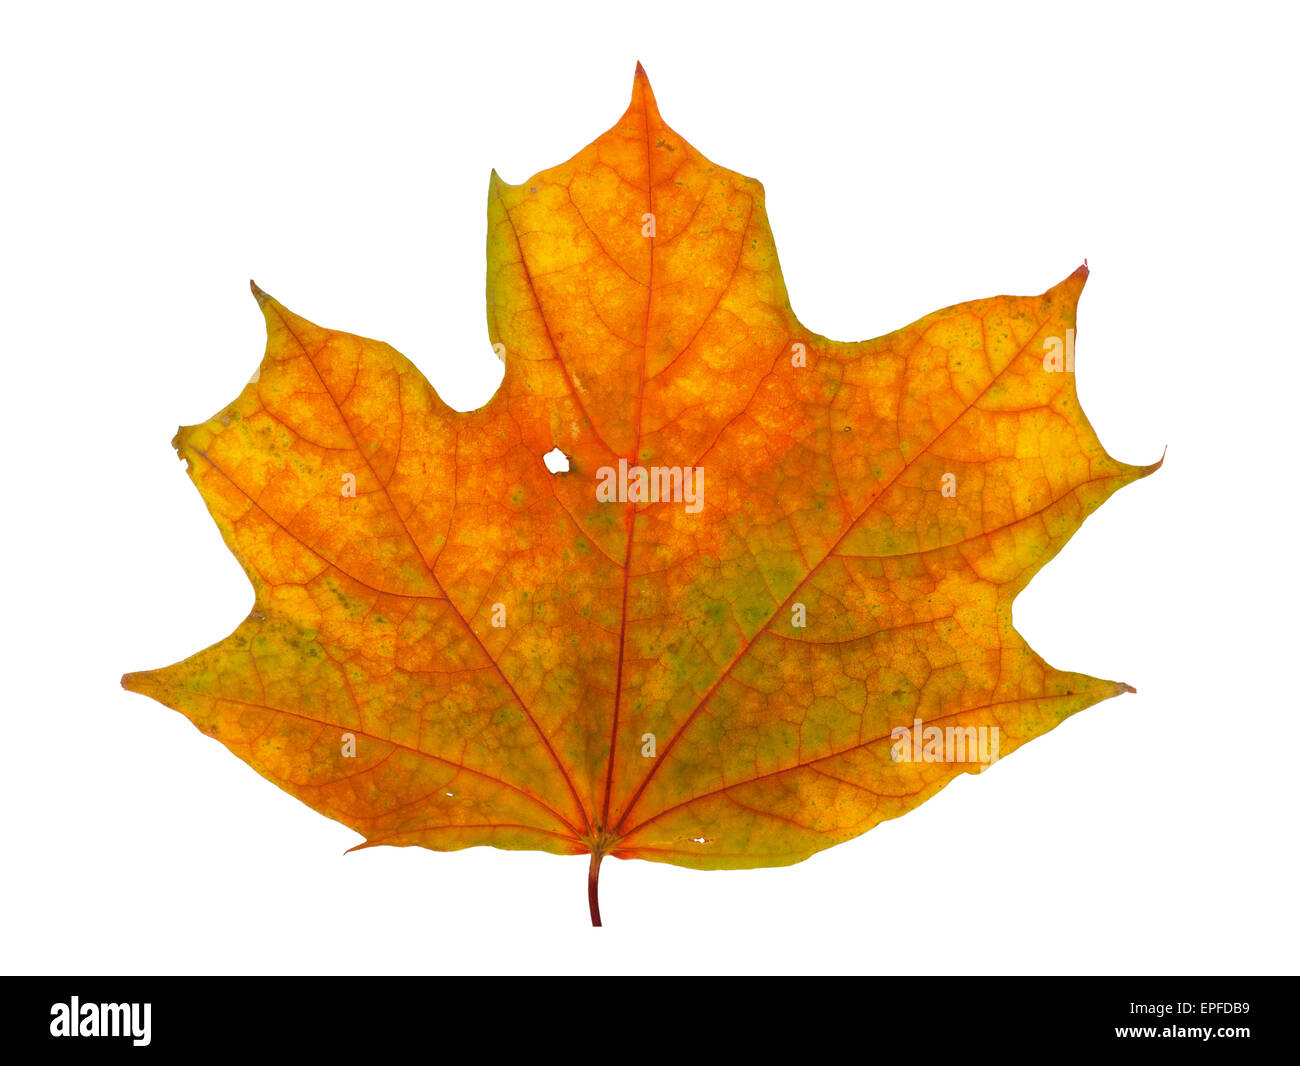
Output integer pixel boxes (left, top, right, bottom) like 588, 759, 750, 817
543, 447, 570, 474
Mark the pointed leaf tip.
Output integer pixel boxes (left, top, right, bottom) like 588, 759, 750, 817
630, 61, 661, 120
632, 61, 656, 103
1141, 445, 1168, 477
249, 279, 270, 307
121, 670, 154, 696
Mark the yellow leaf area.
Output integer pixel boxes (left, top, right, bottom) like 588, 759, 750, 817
124, 66, 1157, 922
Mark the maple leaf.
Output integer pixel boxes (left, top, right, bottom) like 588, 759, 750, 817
124, 64, 1158, 925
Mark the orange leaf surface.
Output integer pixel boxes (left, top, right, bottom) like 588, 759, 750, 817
124, 65, 1158, 925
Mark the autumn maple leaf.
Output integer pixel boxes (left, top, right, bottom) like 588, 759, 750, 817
123, 64, 1158, 925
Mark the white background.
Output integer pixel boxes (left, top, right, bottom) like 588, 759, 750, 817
2, 1, 1296, 976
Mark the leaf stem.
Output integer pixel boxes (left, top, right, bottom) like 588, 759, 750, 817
588, 850, 603, 927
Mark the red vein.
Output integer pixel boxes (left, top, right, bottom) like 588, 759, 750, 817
618, 690, 1106, 840
212, 696, 582, 839
613, 309, 1059, 835
599, 83, 656, 834
270, 307, 592, 835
